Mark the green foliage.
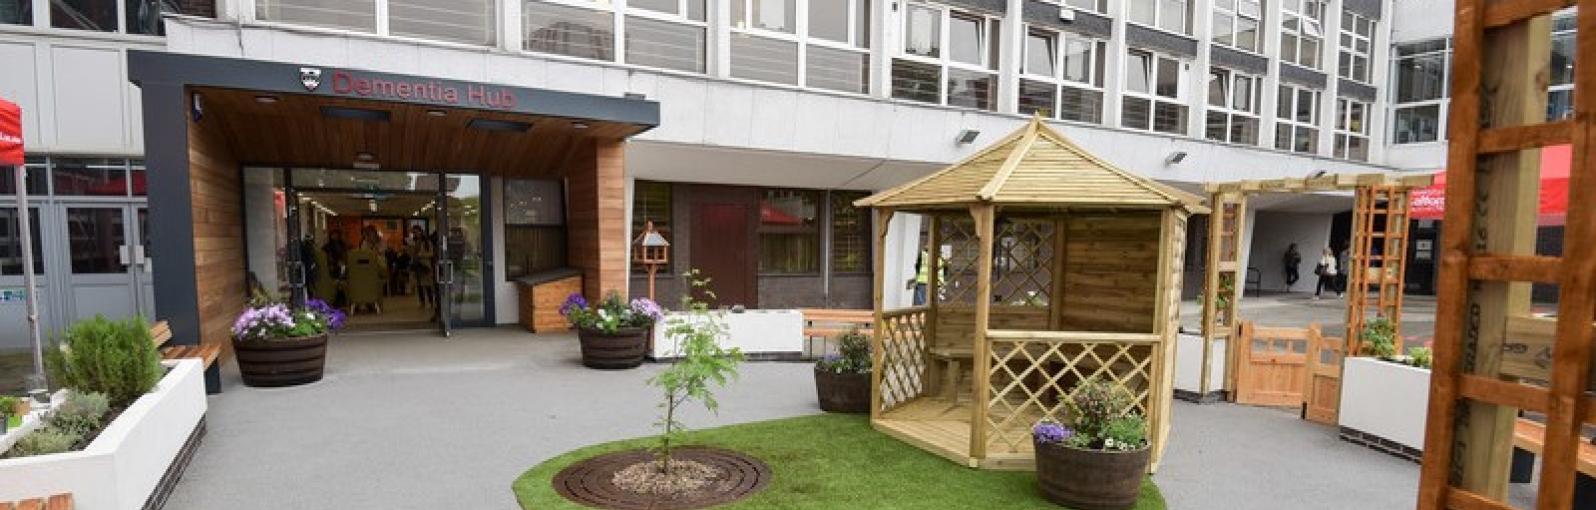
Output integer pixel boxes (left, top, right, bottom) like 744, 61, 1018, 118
46, 315, 163, 408
559, 292, 662, 334
1408, 347, 1433, 369
1361, 316, 1399, 358
1064, 379, 1148, 451
0, 396, 17, 419
49, 391, 110, 435
4, 426, 82, 458
815, 329, 871, 375
650, 269, 744, 474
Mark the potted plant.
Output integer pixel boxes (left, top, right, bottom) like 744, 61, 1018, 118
814, 329, 871, 413
1032, 380, 1151, 510
560, 292, 663, 369
230, 298, 346, 387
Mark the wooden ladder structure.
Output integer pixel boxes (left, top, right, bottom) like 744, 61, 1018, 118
1417, 1, 1596, 509
1343, 184, 1413, 354
1200, 193, 1247, 398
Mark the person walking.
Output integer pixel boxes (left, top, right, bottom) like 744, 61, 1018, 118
1283, 243, 1302, 290
1314, 247, 1338, 300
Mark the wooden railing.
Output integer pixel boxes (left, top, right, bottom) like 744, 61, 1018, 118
875, 306, 929, 414
982, 330, 1160, 455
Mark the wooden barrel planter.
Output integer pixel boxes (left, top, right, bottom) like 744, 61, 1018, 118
1034, 441, 1150, 510
233, 334, 328, 387
814, 369, 871, 413
578, 327, 648, 369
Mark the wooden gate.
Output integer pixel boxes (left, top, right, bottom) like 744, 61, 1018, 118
1233, 322, 1310, 407
1302, 326, 1344, 425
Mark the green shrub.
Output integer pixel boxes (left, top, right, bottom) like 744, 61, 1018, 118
816, 329, 871, 374
1062, 379, 1148, 451
46, 315, 163, 408
1361, 316, 1399, 358
651, 270, 744, 474
1408, 347, 1434, 369
1100, 416, 1150, 451
49, 392, 110, 435
4, 426, 82, 458
0, 395, 17, 419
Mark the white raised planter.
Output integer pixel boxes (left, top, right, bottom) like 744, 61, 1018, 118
652, 309, 804, 359
1174, 332, 1227, 401
1338, 356, 1431, 454
0, 359, 207, 509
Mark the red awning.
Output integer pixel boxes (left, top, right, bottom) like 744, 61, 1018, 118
0, 98, 22, 166
1410, 144, 1570, 226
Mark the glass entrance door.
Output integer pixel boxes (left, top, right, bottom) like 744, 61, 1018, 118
57, 204, 139, 323
437, 174, 487, 335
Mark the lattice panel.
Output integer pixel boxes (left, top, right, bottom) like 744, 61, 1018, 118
936, 216, 981, 305
993, 219, 1055, 307
878, 309, 929, 412
982, 340, 1157, 453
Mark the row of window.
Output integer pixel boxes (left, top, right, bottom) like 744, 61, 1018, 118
1390, 10, 1575, 145
0, 0, 199, 35
630, 181, 871, 275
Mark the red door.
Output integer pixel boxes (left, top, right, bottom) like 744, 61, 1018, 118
691, 203, 756, 308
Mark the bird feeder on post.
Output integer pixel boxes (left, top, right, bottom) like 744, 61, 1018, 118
632, 220, 670, 301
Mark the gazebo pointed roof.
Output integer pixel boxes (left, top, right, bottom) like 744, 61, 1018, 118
856, 117, 1206, 212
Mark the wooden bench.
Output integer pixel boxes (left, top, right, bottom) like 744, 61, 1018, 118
929, 346, 973, 402
1510, 418, 1596, 507
0, 493, 72, 510
800, 309, 873, 358
150, 321, 223, 394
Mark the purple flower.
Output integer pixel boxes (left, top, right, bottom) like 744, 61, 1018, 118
629, 298, 664, 323
1033, 421, 1073, 445
560, 293, 589, 317
306, 298, 347, 331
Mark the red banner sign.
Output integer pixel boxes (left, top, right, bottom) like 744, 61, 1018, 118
0, 98, 22, 166
1410, 144, 1571, 226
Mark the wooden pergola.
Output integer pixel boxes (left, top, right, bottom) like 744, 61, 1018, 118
856, 117, 1205, 470
1196, 172, 1433, 409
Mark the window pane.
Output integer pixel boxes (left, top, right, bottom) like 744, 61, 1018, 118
1236, 18, 1258, 51
1294, 126, 1318, 153
891, 58, 942, 103
1549, 89, 1574, 121
1281, 33, 1298, 63
126, 0, 171, 35
1065, 0, 1100, 12
731, 34, 800, 85
1300, 37, 1320, 68
1394, 105, 1441, 143
1295, 89, 1316, 122
1231, 116, 1259, 144
1213, 14, 1234, 46
626, 16, 707, 73
1129, 0, 1155, 26
0, 208, 43, 275
0, 0, 31, 25
257, 0, 376, 33
504, 179, 564, 226
1153, 102, 1186, 134
831, 191, 871, 273
759, 189, 819, 274
905, 4, 941, 58
1348, 102, 1366, 133
807, 45, 871, 94
630, 0, 679, 15
1234, 76, 1254, 112
1019, 79, 1058, 117
1277, 85, 1292, 118
949, 13, 984, 66
1206, 111, 1229, 141
1275, 126, 1293, 150
1025, 31, 1057, 76
1396, 53, 1446, 102
808, 0, 850, 42
1208, 70, 1228, 107
750, 0, 796, 33
505, 225, 566, 279
1059, 86, 1103, 123
390, 0, 495, 45
1158, 0, 1186, 33
1155, 57, 1180, 98
67, 207, 127, 274
1121, 96, 1151, 130
52, 0, 117, 31
53, 159, 127, 196
947, 69, 996, 110
1238, 0, 1260, 17
1126, 51, 1151, 93
524, 2, 615, 61
1062, 39, 1093, 83
0, 163, 47, 196
632, 181, 673, 273
1551, 33, 1575, 86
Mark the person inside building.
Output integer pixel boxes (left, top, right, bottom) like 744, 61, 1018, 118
321, 228, 350, 307
910, 249, 931, 305
408, 225, 436, 311
1314, 247, 1340, 300
1283, 243, 1302, 291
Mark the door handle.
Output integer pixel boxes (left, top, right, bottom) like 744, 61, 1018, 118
118, 245, 131, 266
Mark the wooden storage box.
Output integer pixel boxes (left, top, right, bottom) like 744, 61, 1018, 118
515, 269, 584, 333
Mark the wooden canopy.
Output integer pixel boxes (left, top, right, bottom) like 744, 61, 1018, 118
856, 116, 1206, 213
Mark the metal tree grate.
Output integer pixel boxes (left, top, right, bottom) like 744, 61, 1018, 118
982, 339, 1156, 453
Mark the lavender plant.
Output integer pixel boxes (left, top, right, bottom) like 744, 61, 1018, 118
559, 292, 662, 334
649, 270, 743, 474
1038, 379, 1149, 452
231, 298, 345, 342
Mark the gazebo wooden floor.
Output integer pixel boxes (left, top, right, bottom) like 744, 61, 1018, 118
873, 397, 1044, 471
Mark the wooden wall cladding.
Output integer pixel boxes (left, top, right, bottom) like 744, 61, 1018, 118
187, 102, 246, 361
1059, 213, 1162, 333
518, 275, 583, 333
565, 138, 629, 299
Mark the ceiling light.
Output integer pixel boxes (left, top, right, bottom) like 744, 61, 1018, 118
355, 152, 376, 162
255, 95, 280, 104
426, 109, 447, 117
572, 122, 590, 130
467, 118, 533, 132
320, 106, 392, 122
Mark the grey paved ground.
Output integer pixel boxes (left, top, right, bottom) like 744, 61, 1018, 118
164, 320, 1447, 510
1181, 291, 1438, 346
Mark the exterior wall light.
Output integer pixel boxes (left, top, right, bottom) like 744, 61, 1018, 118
956, 129, 981, 145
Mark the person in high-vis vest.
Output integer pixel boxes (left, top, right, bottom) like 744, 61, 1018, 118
911, 249, 931, 305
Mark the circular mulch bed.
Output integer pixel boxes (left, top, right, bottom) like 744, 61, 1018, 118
552, 447, 771, 510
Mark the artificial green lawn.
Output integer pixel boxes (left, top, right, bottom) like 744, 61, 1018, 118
512, 414, 1165, 510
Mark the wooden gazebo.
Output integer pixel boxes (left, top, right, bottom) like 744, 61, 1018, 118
856, 117, 1205, 471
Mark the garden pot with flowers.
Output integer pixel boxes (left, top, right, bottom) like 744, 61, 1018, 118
814, 328, 871, 413
561, 292, 664, 369
1032, 380, 1152, 510
231, 298, 346, 387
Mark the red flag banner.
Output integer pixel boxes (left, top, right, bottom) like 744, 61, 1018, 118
0, 98, 22, 166
1409, 144, 1570, 226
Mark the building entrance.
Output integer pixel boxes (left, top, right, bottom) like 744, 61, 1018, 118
244, 168, 487, 335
